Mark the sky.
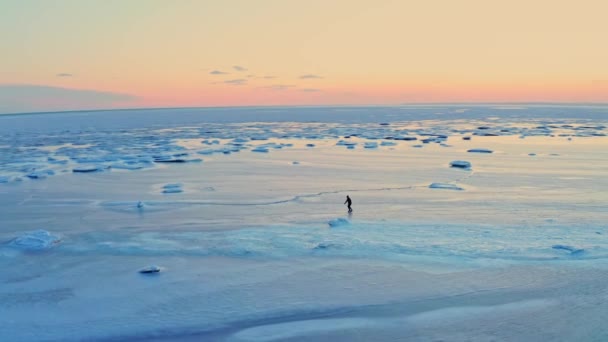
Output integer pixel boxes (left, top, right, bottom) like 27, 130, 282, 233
1, 0, 607, 113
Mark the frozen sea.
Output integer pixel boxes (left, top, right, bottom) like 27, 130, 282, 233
1, 105, 608, 341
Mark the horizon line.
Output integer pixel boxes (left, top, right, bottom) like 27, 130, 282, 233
2, 101, 608, 117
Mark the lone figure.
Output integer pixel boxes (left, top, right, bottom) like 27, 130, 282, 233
344, 195, 352, 213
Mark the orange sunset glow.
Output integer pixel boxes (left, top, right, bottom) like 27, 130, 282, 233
1, 0, 607, 113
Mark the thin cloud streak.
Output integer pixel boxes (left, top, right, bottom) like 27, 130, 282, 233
299, 74, 323, 79
224, 79, 248, 85
263, 84, 295, 91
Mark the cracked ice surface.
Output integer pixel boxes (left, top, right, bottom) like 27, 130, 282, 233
1, 105, 608, 341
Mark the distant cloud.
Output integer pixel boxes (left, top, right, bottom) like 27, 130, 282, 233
299, 74, 323, 79
233, 65, 247, 72
56, 73, 73, 77
262, 76, 276, 79
210, 70, 229, 75
301, 88, 321, 92
246, 74, 256, 78
0, 84, 137, 114
263, 84, 295, 91
224, 79, 247, 86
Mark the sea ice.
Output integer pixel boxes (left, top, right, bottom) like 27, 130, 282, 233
162, 188, 183, 194
162, 183, 183, 194
26, 170, 54, 179
552, 245, 585, 256
328, 218, 350, 227
9, 230, 61, 250
153, 156, 187, 163
139, 265, 161, 274
73, 165, 109, 173
429, 183, 464, 191
252, 147, 269, 153
467, 148, 493, 153
450, 160, 471, 169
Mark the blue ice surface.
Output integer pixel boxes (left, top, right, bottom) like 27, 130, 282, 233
52, 221, 606, 263
552, 245, 585, 256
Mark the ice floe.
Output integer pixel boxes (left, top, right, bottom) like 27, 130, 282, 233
328, 218, 350, 227
73, 165, 109, 173
467, 148, 493, 153
162, 183, 183, 194
450, 160, 471, 169
429, 183, 464, 191
8, 230, 61, 250
139, 265, 161, 274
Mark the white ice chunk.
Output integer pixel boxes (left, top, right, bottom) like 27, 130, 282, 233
73, 165, 109, 173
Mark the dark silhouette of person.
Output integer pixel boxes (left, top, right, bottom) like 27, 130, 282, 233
344, 195, 352, 213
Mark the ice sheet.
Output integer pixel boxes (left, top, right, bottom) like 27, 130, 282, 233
1, 105, 608, 341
